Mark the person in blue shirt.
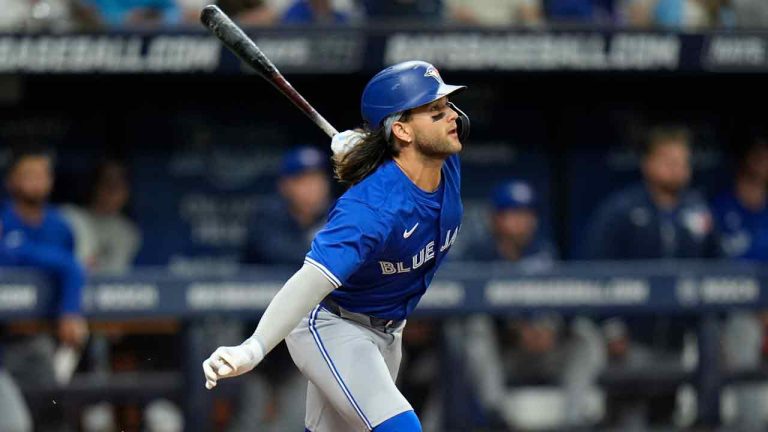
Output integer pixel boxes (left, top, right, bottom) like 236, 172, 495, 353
203, 60, 470, 432
0, 148, 88, 430
281, 0, 350, 24
82, 0, 181, 27
0, 148, 88, 348
361, 0, 444, 23
714, 135, 768, 432
585, 125, 721, 260
711, 136, 768, 262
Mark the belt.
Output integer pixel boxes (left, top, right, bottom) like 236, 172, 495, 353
319, 297, 403, 333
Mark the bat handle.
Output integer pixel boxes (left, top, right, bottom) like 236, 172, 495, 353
318, 119, 339, 138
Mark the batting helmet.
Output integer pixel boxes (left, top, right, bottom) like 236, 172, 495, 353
361, 61, 470, 140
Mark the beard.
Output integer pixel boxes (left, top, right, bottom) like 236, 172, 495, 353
656, 179, 687, 196
13, 191, 47, 208
414, 133, 461, 158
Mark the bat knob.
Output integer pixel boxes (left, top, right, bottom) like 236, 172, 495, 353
200, 4, 223, 27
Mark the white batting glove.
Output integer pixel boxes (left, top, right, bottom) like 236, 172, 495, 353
331, 129, 365, 156
202, 337, 265, 389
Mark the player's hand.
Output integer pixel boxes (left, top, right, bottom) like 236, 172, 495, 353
58, 315, 89, 348
331, 129, 365, 156
202, 339, 264, 389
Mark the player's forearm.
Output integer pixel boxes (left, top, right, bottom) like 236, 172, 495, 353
247, 263, 336, 355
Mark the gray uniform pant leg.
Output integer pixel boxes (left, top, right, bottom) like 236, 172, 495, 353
0, 369, 32, 432
286, 306, 411, 432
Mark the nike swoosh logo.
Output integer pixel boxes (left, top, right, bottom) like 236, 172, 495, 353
403, 223, 419, 238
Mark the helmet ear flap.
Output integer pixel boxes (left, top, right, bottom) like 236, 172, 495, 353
448, 102, 470, 141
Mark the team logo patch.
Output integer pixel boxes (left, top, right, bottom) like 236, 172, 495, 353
424, 66, 443, 84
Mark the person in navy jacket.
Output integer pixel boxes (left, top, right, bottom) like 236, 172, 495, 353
585, 126, 721, 260
584, 126, 721, 428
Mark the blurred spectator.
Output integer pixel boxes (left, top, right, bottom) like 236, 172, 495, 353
546, 0, 614, 23
280, 0, 349, 23
0, 0, 98, 31
61, 160, 141, 275
80, 0, 181, 27
599, 318, 666, 428
445, 0, 543, 26
463, 179, 556, 268
228, 146, 330, 432
0, 147, 88, 430
462, 180, 603, 429
585, 125, 720, 428
724, 0, 768, 28
621, 0, 717, 29
602, 318, 654, 370
242, 145, 330, 265
721, 311, 768, 432
714, 135, 768, 432
711, 136, 768, 261
360, 0, 443, 23
585, 125, 721, 260
216, 0, 277, 25
60, 160, 148, 431
465, 313, 605, 429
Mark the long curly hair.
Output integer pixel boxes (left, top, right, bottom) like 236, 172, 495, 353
333, 112, 411, 186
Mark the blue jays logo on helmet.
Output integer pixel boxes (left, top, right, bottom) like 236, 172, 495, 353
361, 60, 467, 129
424, 66, 443, 84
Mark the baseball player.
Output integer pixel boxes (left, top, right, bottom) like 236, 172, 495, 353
202, 60, 470, 432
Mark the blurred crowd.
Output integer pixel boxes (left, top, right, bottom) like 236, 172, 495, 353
0, 0, 767, 32
0, 122, 766, 431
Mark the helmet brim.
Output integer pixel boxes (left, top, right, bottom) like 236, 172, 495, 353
407, 84, 467, 113
437, 84, 467, 98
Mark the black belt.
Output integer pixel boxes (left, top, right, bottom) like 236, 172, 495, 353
319, 297, 403, 332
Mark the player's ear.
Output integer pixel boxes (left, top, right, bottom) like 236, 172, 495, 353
391, 121, 413, 146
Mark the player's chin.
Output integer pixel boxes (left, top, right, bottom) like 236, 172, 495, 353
448, 132, 462, 151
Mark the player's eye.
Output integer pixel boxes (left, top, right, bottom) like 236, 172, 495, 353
430, 112, 446, 122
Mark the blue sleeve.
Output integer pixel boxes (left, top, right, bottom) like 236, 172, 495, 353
1, 242, 85, 315
305, 198, 390, 287
281, 3, 311, 23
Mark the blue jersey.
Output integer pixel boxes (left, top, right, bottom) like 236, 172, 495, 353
584, 183, 722, 259
711, 189, 768, 262
306, 154, 463, 320
0, 201, 85, 314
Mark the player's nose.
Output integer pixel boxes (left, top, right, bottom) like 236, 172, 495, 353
446, 105, 459, 123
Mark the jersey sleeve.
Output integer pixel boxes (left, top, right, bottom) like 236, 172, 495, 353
305, 198, 390, 288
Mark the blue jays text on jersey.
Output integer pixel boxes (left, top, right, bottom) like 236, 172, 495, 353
305, 154, 463, 321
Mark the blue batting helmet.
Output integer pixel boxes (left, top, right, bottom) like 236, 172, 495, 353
361, 61, 469, 139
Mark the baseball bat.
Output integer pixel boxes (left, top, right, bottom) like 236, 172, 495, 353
200, 5, 338, 138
